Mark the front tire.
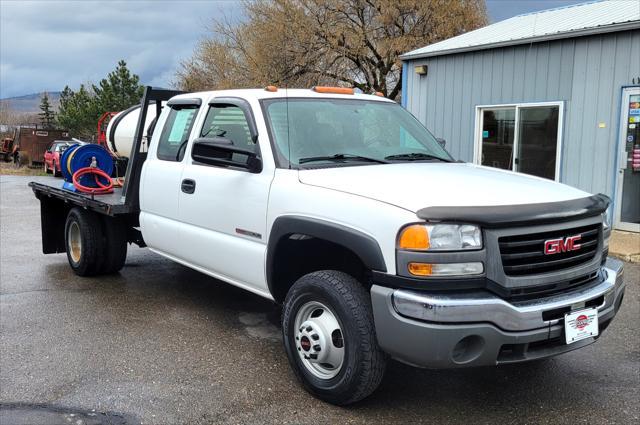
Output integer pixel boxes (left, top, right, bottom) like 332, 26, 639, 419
53, 161, 61, 177
282, 270, 386, 405
44, 161, 51, 174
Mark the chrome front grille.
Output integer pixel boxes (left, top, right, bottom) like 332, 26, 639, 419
498, 223, 600, 276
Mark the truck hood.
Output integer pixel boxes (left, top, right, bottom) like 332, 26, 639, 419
298, 163, 590, 213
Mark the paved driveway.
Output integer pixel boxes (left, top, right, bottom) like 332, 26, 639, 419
1, 175, 638, 424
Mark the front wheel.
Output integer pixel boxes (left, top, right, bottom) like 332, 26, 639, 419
282, 270, 386, 405
44, 161, 51, 174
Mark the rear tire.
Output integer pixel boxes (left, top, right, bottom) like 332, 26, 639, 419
282, 270, 386, 405
44, 161, 51, 174
99, 216, 127, 274
65, 208, 103, 276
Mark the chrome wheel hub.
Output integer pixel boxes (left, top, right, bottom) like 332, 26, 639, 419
294, 301, 344, 379
68, 221, 82, 263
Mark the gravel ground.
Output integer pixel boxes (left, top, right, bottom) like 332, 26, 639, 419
1, 175, 639, 424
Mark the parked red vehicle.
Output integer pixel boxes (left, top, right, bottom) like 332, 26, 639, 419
43, 141, 73, 177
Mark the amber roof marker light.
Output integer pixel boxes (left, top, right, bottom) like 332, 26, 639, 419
312, 86, 355, 95
264, 85, 278, 92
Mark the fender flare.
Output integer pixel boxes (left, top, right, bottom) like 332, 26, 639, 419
266, 215, 387, 298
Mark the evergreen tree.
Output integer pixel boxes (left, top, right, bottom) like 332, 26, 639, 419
39, 92, 55, 129
56, 85, 97, 139
55, 60, 144, 139
92, 60, 144, 113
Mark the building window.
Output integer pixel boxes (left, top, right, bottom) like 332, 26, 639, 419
475, 102, 563, 181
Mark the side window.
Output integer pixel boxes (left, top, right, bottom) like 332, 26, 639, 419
157, 106, 198, 161
200, 104, 255, 157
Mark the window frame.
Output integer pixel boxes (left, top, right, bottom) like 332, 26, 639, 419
156, 103, 201, 162
473, 101, 564, 182
189, 97, 262, 172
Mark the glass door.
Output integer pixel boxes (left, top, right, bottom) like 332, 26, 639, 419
516, 106, 560, 180
480, 108, 515, 171
478, 103, 562, 180
614, 87, 640, 232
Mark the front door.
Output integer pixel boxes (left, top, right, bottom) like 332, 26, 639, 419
178, 99, 273, 296
477, 102, 562, 181
614, 87, 640, 232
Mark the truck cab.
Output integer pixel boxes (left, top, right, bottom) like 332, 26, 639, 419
30, 87, 625, 405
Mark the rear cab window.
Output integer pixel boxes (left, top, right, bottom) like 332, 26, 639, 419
157, 106, 199, 161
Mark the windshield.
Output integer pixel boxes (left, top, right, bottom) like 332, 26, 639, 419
263, 98, 452, 168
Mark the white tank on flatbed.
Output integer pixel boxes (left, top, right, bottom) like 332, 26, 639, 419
105, 103, 161, 158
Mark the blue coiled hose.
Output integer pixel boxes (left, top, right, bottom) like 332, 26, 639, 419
61, 144, 114, 191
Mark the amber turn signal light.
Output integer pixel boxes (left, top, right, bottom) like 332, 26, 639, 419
398, 225, 430, 250
408, 262, 433, 276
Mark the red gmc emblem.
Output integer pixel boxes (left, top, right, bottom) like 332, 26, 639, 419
544, 235, 582, 255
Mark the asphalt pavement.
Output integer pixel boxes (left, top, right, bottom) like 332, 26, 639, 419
1, 175, 639, 424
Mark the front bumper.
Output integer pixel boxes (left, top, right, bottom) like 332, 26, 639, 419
371, 258, 625, 368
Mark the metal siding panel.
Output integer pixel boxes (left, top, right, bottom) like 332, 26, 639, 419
481, 51, 493, 103
546, 43, 562, 98
534, 43, 550, 101
502, 48, 516, 101
593, 35, 618, 195
523, 46, 538, 100
443, 57, 455, 146
426, 59, 438, 131
460, 54, 475, 161
565, 37, 590, 190
579, 37, 602, 191
512, 46, 527, 101
491, 49, 504, 101
559, 40, 575, 100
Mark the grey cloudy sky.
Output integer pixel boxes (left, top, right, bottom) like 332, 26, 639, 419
0, 0, 586, 99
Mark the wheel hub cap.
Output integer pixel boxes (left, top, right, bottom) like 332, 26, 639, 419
68, 221, 82, 263
294, 301, 345, 379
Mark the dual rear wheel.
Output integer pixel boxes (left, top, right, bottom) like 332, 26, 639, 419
64, 207, 127, 276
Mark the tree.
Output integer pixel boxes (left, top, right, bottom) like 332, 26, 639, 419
39, 92, 55, 129
56, 85, 97, 139
92, 60, 145, 113
56, 61, 144, 139
177, 0, 487, 99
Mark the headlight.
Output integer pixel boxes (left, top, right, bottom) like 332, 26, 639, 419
398, 224, 482, 251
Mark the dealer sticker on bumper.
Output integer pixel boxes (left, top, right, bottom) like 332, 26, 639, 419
565, 308, 599, 344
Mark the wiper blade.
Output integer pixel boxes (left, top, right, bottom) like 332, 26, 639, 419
299, 153, 389, 164
384, 152, 452, 162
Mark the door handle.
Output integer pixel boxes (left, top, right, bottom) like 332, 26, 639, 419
181, 179, 196, 194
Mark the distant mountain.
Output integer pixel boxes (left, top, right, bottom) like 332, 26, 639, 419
0, 92, 61, 113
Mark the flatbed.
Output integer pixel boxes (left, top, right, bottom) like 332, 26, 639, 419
28, 87, 182, 255
29, 181, 131, 216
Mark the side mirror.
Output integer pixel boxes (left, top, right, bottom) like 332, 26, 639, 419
191, 137, 262, 173
436, 138, 446, 148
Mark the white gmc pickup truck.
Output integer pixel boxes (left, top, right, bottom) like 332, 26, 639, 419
30, 86, 625, 405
